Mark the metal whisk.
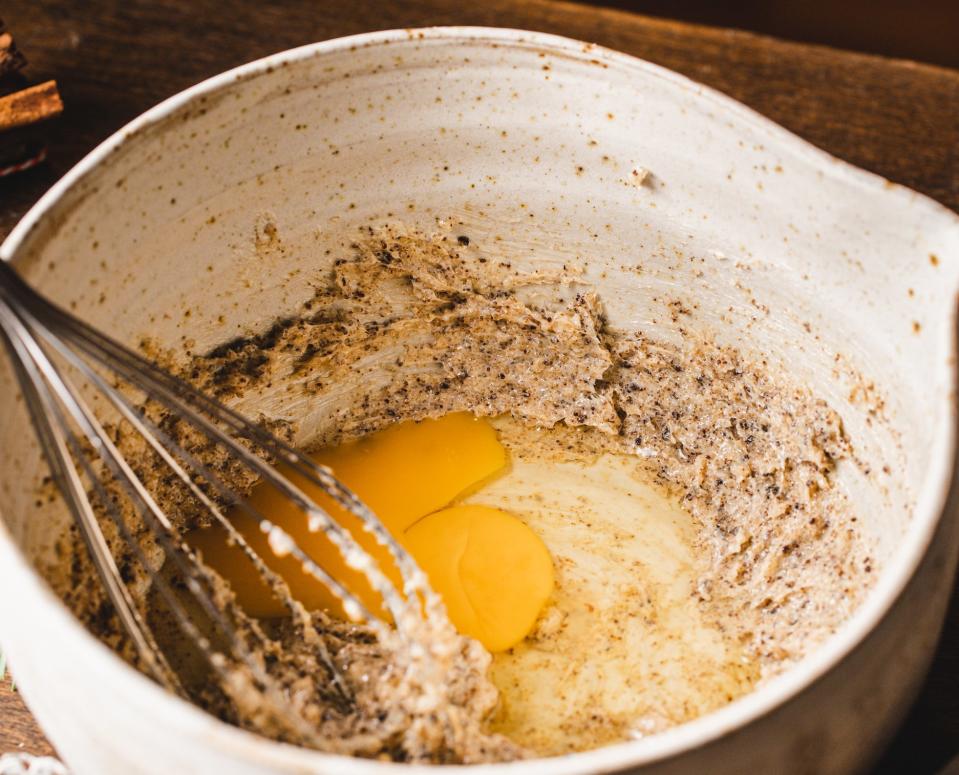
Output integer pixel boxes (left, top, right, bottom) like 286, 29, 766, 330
0, 259, 449, 742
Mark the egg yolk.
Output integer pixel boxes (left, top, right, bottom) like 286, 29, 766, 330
187, 412, 554, 651
404, 504, 553, 652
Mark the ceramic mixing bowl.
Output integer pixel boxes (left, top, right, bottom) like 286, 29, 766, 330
1, 27, 958, 775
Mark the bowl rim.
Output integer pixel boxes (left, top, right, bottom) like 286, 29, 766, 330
2, 25, 958, 774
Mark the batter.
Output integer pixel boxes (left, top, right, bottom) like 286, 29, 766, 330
46, 225, 874, 763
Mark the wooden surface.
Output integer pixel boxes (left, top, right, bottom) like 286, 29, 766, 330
1, 1, 958, 772
0, 682, 55, 759
595, 0, 959, 70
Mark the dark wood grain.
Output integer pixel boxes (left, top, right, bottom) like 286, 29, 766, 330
0, 682, 55, 758
1, 1, 957, 772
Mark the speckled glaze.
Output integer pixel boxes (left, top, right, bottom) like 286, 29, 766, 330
0, 27, 958, 775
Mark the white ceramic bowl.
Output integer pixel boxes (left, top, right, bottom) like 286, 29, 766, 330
1, 27, 958, 775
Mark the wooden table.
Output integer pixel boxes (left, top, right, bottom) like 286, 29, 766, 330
2, 1, 958, 772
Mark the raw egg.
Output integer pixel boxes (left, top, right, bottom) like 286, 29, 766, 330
404, 504, 553, 652
187, 412, 554, 651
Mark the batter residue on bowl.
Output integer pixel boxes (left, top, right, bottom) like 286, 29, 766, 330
47, 224, 874, 763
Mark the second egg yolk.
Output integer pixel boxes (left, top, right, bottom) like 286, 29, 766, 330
404, 504, 553, 653
187, 412, 554, 652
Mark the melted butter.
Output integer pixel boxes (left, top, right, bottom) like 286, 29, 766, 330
473, 418, 760, 755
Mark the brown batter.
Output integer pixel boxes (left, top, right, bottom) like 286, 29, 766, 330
45, 225, 873, 762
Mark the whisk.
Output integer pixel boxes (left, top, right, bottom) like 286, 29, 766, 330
0, 258, 455, 747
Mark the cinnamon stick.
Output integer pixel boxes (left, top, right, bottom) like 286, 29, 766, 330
0, 20, 26, 78
0, 80, 62, 133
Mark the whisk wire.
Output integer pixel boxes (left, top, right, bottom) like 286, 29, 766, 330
37, 338, 353, 700
0, 259, 449, 732
37, 293, 435, 632
7, 263, 436, 621
3, 298, 320, 723
0, 300, 181, 691
1, 273, 359, 717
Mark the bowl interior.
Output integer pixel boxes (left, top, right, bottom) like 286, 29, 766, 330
1, 27, 958, 770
